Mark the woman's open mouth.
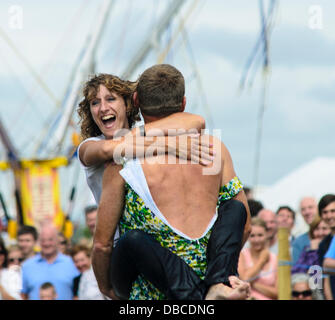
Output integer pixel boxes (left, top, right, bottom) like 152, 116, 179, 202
101, 114, 116, 128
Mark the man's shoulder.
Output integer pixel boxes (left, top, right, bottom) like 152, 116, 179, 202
293, 232, 310, 245
57, 254, 80, 275
56, 253, 76, 264
23, 253, 41, 264
320, 234, 334, 250
318, 234, 334, 264
21, 254, 41, 270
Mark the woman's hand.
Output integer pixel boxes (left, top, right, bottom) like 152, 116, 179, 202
259, 248, 270, 265
228, 275, 251, 297
119, 133, 214, 165
170, 133, 215, 166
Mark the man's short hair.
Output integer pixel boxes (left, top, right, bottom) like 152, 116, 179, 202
248, 199, 264, 218
276, 205, 296, 221
17, 225, 38, 241
137, 64, 185, 116
40, 282, 55, 291
318, 194, 335, 217
244, 186, 252, 198
84, 205, 98, 216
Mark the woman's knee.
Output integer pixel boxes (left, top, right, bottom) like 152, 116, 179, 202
123, 229, 147, 243
219, 199, 247, 223
112, 286, 129, 300
118, 229, 150, 253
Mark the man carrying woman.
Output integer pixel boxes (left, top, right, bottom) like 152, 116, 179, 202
77, 66, 251, 300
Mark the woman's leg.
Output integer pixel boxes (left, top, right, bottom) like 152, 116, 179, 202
204, 199, 247, 287
109, 199, 247, 300
109, 229, 206, 300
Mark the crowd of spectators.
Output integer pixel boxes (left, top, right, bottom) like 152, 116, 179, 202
0, 205, 104, 300
1, 192, 335, 300
241, 193, 335, 300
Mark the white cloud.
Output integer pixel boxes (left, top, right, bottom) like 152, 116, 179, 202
194, 0, 260, 34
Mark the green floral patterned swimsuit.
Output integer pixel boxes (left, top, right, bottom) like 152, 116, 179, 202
119, 175, 243, 300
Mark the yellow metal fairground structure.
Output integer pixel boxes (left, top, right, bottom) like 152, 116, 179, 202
277, 227, 292, 300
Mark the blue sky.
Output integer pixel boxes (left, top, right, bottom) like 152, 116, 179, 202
0, 0, 334, 221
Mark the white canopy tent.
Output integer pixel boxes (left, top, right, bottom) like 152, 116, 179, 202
255, 157, 335, 236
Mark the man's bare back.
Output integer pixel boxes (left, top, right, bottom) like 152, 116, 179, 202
141, 136, 232, 239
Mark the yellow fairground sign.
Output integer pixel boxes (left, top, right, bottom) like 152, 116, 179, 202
20, 158, 68, 232
1, 157, 68, 233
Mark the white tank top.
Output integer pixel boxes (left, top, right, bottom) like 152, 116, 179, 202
77, 135, 120, 244
77, 135, 105, 204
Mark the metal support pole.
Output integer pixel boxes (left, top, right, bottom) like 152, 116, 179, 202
278, 227, 292, 300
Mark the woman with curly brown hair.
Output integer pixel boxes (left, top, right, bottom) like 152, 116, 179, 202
78, 74, 140, 141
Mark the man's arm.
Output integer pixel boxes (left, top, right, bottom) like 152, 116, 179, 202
0, 284, 16, 300
220, 141, 251, 246
251, 278, 278, 299
322, 236, 335, 275
91, 163, 125, 299
323, 258, 335, 275
20, 293, 28, 300
324, 277, 333, 300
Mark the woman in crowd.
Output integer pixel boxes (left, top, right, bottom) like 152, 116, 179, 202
0, 237, 7, 269
58, 232, 71, 256
0, 244, 23, 300
0, 236, 9, 299
291, 215, 330, 300
70, 244, 105, 300
292, 215, 330, 274
238, 217, 278, 300
291, 273, 315, 300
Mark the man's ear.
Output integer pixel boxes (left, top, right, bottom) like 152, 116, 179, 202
180, 96, 186, 112
133, 91, 139, 107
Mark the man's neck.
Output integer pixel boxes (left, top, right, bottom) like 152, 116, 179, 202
41, 252, 58, 263
142, 114, 165, 124
26, 251, 36, 259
